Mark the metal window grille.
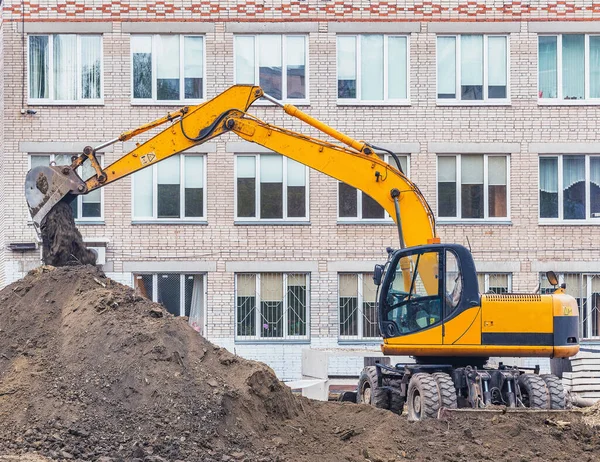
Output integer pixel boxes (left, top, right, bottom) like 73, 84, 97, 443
477, 273, 512, 294
339, 273, 379, 340
235, 273, 309, 341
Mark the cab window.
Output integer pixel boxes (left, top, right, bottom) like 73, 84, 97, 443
445, 250, 462, 317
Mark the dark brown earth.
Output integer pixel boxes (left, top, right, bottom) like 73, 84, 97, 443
0, 266, 598, 462
40, 201, 97, 266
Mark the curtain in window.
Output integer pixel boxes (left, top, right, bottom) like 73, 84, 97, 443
488, 156, 507, 217
54, 35, 77, 100
437, 36, 456, 98
184, 36, 203, 99
563, 156, 585, 219
361, 35, 384, 100
157, 155, 181, 218
260, 273, 283, 338
286, 36, 306, 99
187, 275, 204, 334
81, 36, 101, 99
562, 35, 584, 100
438, 156, 457, 217
362, 274, 378, 338
133, 167, 153, 218
287, 158, 305, 218
461, 35, 483, 100
184, 156, 203, 217
488, 36, 507, 98
461, 155, 484, 218
339, 274, 358, 336
538, 36, 557, 98
156, 35, 180, 100
235, 36, 255, 84
260, 155, 283, 218
236, 274, 256, 337
539, 157, 559, 218
388, 36, 407, 99
590, 37, 600, 98
237, 156, 256, 218
29, 36, 49, 99
132, 36, 152, 99
259, 35, 282, 99
337, 36, 356, 99
590, 157, 600, 217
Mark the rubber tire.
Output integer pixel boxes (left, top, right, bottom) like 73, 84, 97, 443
541, 374, 566, 410
432, 372, 458, 409
356, 366, 389, 409
389, 388, 405, 415
407, 373, 440, 421
517, 374, 550, 409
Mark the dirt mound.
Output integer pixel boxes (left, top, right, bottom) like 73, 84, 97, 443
583, 400, 600, 428
0, 267, 598, 462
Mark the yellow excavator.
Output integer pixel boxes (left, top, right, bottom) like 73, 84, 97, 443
24, 85, 579, 419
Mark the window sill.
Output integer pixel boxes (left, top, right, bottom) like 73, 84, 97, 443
130, 100, 205, 107
234, 339, 311, 345
539, 220, 600, 226
336, 100, 411, 107
251, 99, 310, 107
75, 221, 106, 226
436, 100, 511, 107
131, 220, 208, 225
234, 220, 311, 226
337, 220, 395, 226
538, 100, 600, 106
27, 100, 105, 107
437, 220, 512, 225
338, 339, 383, 346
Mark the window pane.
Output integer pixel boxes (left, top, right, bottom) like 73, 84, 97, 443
488, 157, 507, 217
337, 36, 356, 99
235, 36, 255, 84
362, 193, 385, 219
54, 35, 77, 100
539, 157, 559, 218
591, 157, 600, 218
562, 35, 584, 100
539, 36, 558, 99
185, 156, 203, 217
29, 36, 49, 99
563, 156, 585, 219
461, 156, 484, 218
132, 36, 152, 99
488, 36, 507, 99
237, 274, 256, 337
287, 159, 305, 217
156, 35, 180, 100
363, 275, 378, 338
361, 35, 384, 100
31, 155, 51, 169
339, 183, 358, 218
81, 158, 101, 217
237, 156, 256, 218
388, 36, 407, 99
286, 36, 305, 99
259, 35, 282, 100
134, 274, 154, 299
157, 156, 180, 218
260, 274, 283, 338
437, 36, 456, 98
260, 155, 283, 219
184, 36, 203, 99
81, 36, 101, 99
461, 35, 483, 100
157, 273, 181, 316
339, 274, 358, 336
185, 274, 204, 334
133, 167, 153, 218
288, 274, 306, 336
591, 37, 600, 99
438, 157, 457, 217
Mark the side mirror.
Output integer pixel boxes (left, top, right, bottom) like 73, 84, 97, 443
546, 271, 559, 287
373, 264, 384, 286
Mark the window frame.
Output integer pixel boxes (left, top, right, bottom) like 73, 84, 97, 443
435, 34, 511, 106
338, 272, 380, 342
234, 272, 311, 342
537, 34, 600, 105
335, 34, 411, 105
233, 34, 309, 104
130, 34, 207, 105
27, 34, 104, 105
131, 154, 207, 223
337, 154, 409, 223
477, 272, 512, 294
234, 154, 310, 223
29, 154, 105, 223
436, 154, 511, 223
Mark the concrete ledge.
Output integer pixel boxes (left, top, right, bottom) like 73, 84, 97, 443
123, 22, 215, 34
227, 141, 274, 154
529, 22, 600, 34
474, 261, 520, 273
20, 141, 114, 153
226, 261, 318, 273
327, 261, 380, 272
373, 142, 420, 154
123, 141, 217, 154
329, 22, 420, 34
429, 142, 520, 154
123, 261, 217, 272
529, 142, 600, 154
428, 22, 520, 34
225, 22, 318, 34
531, 261, 600, 273
17, 22, 112, 33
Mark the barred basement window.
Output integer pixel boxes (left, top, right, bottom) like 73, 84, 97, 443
339, 273, 379, 340
235, 273, 309, 341
477, 273, 512, 294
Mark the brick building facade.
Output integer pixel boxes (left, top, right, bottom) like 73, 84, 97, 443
1, 1, 600, 380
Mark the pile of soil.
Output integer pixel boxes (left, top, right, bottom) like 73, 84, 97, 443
0, 266, 598, 462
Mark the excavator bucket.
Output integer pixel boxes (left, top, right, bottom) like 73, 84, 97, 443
25, 165, 86, 230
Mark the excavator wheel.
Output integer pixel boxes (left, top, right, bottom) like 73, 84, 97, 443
540, 374, 566, 410
432, 372, 457, 409
517, 374, 550, 409
407, 373, 440, 420
356, 366, 389, 409
389, 389, 405, 415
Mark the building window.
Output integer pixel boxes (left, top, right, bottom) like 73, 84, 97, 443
539, 155, 600, 222
437, 154, 509, 220
234, 35, 307, 102
477, 273, 512, 294
338, 155, 408, 221
28, 34, 102, 103
337, 35, 409, 102
540, 273, 600, 339
235, 154, 308, 221
437, 35, 509, 103
132, 154, 205, 221
134, 273, 205, 334
131, 35, 204, 102
235, 273, 309, 341
538, 34, 600, 102
30, 154, 103, 221
339, 273, 379, 340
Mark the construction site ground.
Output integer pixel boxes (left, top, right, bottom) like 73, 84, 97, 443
0, 266, 599, 462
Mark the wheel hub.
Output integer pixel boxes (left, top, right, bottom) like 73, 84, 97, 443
413, 393, 422, 415
363, 386, 372, 404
